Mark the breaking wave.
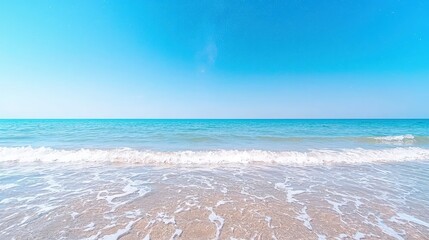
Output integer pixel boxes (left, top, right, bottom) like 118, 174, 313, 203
1, 146, 429, 165
371, 134, 415, 142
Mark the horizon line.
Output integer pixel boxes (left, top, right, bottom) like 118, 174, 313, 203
0, 118, 428, 120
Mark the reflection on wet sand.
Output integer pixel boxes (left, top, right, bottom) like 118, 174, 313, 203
1, 161, 429, 239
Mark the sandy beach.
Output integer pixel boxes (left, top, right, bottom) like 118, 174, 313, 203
1, 161, 428, 239
2, 0, 429, 237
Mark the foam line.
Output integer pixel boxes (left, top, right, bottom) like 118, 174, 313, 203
1, 146, 429, 165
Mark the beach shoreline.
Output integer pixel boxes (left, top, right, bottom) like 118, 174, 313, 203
1, 161, 428, 239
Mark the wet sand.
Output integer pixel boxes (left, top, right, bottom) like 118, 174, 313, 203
1, 161, 429, 239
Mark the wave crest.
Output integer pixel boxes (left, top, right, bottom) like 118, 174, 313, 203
1, 146, 429, 165
372, 134, 415, 141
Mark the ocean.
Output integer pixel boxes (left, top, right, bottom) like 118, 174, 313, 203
1, 119, 429, 239
1, 119, 429, 164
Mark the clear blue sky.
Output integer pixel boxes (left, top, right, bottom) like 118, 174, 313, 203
0, 0, 428, 118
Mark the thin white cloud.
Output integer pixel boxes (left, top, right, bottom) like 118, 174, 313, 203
197, 40, 217, 73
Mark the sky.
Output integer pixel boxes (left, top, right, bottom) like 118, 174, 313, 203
0, 0, 428, 118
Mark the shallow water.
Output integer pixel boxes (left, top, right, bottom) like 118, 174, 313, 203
1, 161, 428, 239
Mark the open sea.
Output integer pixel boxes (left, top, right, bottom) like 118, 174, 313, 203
1, 119, 429, 239
1, 119, 429, 164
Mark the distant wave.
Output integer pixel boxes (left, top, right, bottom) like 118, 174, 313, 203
254, 135, 427, 144
369, 134, 416, 144
372, 134, 415, 141
1, 146, 429, 165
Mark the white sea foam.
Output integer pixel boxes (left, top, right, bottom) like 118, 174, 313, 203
99, 218, 141, 240
0, 183, 18, 191
371, 134, 415, 142
0, 146, 429, 165
296, 206, 312, 230
206, 207, 224, 240
390, 213, 429, 228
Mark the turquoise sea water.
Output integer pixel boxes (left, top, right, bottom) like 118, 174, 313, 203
1, 120, 429, 239
0, 119, 428, 164
1, 119, 429, 149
